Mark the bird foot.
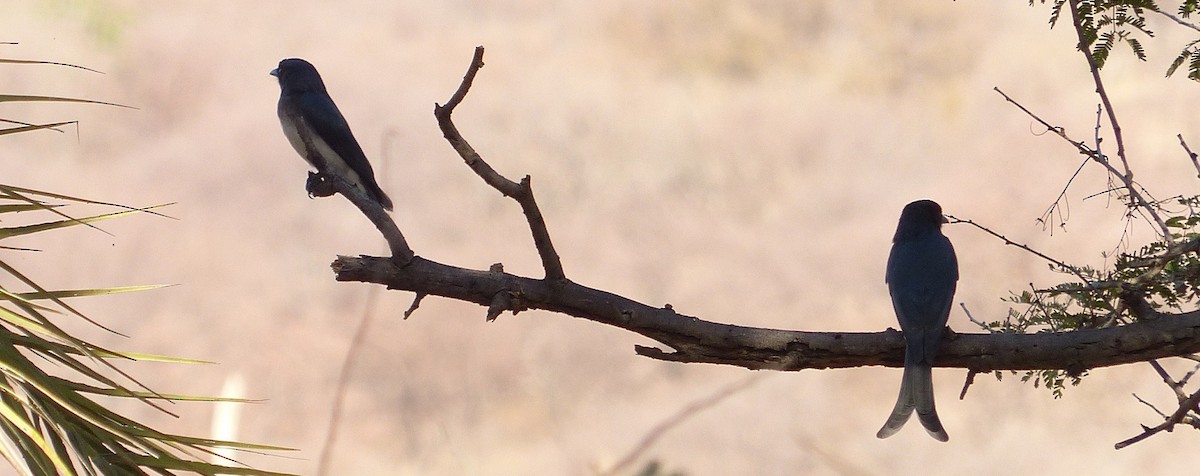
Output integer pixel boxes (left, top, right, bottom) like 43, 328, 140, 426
305, 171, 337, 198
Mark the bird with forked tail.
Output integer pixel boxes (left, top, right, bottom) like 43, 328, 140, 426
877, 199, 958, 442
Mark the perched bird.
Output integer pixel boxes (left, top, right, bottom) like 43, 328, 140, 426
876, 199, 958, 442
271, 58, 393, 211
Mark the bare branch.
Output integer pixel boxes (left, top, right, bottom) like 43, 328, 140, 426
1177, 134, 1200, 179
959, 303, 996, 334
305, 172, 414, 264
993, 87, 1132, 203
1150, 6, 1200, 33
316, 47, 1200, 451
1115, 388, 1200, 449
947, 215, 1093, 285
1149, 360, 1187, 401
1181, 361, 1200, 387
402, 292, 425, 319
993, 86, 1170, 241
432, 46, 566, 281
317, 287, 379, 475
959, 370, 979, 400
599, 374, 765, 476
332, 255, 1200, 372
1132, 392, 1168, 419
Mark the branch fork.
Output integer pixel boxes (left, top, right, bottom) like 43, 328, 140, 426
318, 45, 1200, 449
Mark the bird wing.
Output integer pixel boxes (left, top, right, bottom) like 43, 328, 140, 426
293, 91, 376, 184
886, 234, 958, 365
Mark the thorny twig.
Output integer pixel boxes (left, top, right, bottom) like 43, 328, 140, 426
1150, 6, 1200, 33
1066, 0, 1172, 240
992, 86, 1170, 240
947, 215, 1092, 286
1115, 388, 1200, 449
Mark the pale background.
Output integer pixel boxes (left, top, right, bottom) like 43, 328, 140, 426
2, 1, 1200, 475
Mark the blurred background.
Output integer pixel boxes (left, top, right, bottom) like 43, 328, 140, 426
3, 1, 1200, 474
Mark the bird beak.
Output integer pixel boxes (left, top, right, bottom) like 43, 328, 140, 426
269, 67, 279, 77
941, 215, 949, 224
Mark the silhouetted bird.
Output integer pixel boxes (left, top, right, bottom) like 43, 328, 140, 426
876, 199, 958, 442
271, 58, 393, 211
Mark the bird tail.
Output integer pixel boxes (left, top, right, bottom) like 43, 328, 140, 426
876, 365, 916, 439
912, 363, 949, 441
876, 365, 949, 442
367, 182, 394, 211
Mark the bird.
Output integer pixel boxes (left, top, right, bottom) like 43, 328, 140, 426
271, 58, 393, 211
876, 199, 958, 442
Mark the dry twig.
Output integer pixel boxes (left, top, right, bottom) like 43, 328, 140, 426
599, 374, 765, 476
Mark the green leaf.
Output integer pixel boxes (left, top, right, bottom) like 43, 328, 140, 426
0, 121, 76, 136
1167, 49, 1190, 77
0, 206, 171, 240
1126, 37, 1147, 61
0, 58, 101, 73
7, 285, 171, 301
0, 95, 132, 109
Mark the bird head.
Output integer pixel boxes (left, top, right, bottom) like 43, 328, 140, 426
271, 58, 328, 94
893, 199, 947, 242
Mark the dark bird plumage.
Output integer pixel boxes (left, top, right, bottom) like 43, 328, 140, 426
876, 199, 958, 442
271, 58, 393, 211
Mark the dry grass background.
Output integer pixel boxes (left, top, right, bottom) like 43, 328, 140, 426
2, 1, 1200, 474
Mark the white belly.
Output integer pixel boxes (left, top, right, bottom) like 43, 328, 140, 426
280, 116, 368, 193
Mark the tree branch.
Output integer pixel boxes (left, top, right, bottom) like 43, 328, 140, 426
1177, 134, 1200, 179
1115, 387, 1200, 449
1065, 0, 1172, 239
305, 172, 414, 264
1150, 5, 1200, 34
321, 47, 1200, 373
432, 46, 565, 281
333, 254, 1200, 372
947, 215, 1093, 285
598, 374, 765, 476
319, 48, 1200, 452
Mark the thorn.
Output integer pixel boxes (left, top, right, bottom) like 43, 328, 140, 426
403, 292, 426, 319
486, 291, 509, 322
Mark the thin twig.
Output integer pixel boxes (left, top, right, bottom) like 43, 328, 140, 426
1150, 6, 1200, 33
599, 374, 765, 476
1115, 388, 1200, 449
1177, 134, 1200, 179
1039, 155, 1089, 233
1149, 360, 1187, 400
959, 303, 996, 333
1132, 393, 1168, 419
402, 292, 426, 319
433, 47, 566, 281
336, 252, 1200, 372
1066, 0, 1172, 240
316, 286, 380, 475
993, 86, 1170, 239
947, 215, 1092, 285
1181, 361, 1200, 387
959, 369, 979, 400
